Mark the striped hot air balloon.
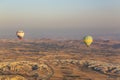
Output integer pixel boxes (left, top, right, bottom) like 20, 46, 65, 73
16, 30, 25, 40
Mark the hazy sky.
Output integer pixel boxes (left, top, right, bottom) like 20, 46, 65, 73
0, 0, 120, 39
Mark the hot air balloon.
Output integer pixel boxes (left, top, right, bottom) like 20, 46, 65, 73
16, 30, 24, 40
83, 35, 93, 47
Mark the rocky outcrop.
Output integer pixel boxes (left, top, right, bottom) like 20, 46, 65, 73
0, 59, 119, 80
0, 61, 54, 80
49, 59, 120, 76
0, 75, 27, 80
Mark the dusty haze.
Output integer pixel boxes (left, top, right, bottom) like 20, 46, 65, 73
0, 0, 120, 40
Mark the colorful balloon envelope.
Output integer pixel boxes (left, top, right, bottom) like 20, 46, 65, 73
16, 30, 24, 40
83, 36, 93, 47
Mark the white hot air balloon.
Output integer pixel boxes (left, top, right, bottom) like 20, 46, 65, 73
16, 30, 25, 40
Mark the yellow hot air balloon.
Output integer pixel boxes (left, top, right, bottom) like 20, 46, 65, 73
83, 35, 93, 47
16, 30, 24, 40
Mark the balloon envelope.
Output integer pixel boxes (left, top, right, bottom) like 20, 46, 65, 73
83, 36, 93, 47
16, 30, 24, 39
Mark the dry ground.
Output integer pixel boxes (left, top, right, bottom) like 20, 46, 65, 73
0, 39, 119, 80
